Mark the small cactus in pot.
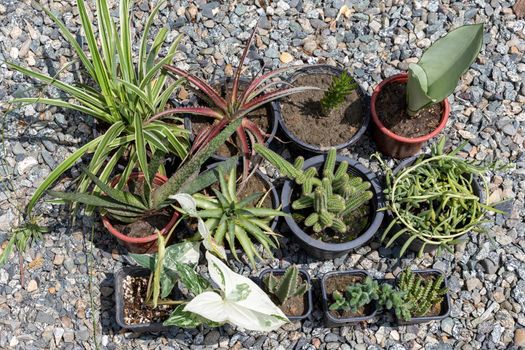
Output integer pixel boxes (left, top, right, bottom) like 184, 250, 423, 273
263, 265, 309, 305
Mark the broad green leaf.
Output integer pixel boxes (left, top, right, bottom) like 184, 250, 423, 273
163, 305, 207, 328
174, 262, 211, 295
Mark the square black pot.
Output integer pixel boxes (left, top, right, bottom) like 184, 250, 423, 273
394, 269, 451, 325
321, 270, 378, 327
258, 268, 313, 321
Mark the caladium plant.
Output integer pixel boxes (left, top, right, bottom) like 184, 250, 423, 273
406, 24, 484, 115
149, 26, 318, 177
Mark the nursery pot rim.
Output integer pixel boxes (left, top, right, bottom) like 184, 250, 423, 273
370, 73, 450, 144
321, 270, 377, 323
276, 64, 370, 154
102, 172, 180, 244
281, 155, 384, 257
258, 267, 313, 320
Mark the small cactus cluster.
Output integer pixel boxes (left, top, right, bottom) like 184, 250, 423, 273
377, 283, 412, 321
263, 265, 310, 305
254, 144, 373, 234
329, 276, 379, 313
398, 269, 447, 318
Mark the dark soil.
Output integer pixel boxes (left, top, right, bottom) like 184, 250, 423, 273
376, 82, 442, 138
122, 275, 173, 325
264, 273, 308, 317
281, 74, 363, 149
114, 212, 172, 238
325, 274, 374, 319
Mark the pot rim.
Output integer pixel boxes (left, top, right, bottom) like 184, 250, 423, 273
102, 172, 180, 244
370, 73, 450, 144
281, 155, 384, 254
276, 64, 370, 153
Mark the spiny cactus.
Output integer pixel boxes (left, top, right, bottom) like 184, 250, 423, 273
263, 265, 309, 305
254, 144, 373, 236
398, 268, 447, 319
320, 71, 358, 114
329, 276, 379, 313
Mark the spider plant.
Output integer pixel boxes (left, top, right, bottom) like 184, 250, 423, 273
7, 0, 188, 215
149, 26, 318, 177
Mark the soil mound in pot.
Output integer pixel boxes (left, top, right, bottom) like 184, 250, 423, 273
376, 82, 442, 138
281, 74, 363, 147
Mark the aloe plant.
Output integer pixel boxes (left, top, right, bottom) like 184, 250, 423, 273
49, 119, 241, 223
320, 71, 358, 114
406, 24, 484, 115
7, 0, 188, 215
179, 165, 286, 267
255, 145, 373, 235
329, 276, 379, 313
263, 266, 309, 305
150, 26, 318, 177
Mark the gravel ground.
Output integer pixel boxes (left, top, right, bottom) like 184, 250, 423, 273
1, 0, 524, 349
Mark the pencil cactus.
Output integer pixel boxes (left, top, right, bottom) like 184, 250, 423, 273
263, 266, 310, 305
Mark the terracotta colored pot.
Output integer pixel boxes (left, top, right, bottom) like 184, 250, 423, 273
102, 172, 180, 254
370, 73, 450, 159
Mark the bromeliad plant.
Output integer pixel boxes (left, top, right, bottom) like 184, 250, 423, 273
329, 276, 379, 313
7, 0, 188, 215
405, 24, 484, 116
150, 26, 318, 177
374, 137, 506, 257
176, 166, 286, 267
255, 145, 373, 236
319, 71, 358, 115
263, 266, 309, 306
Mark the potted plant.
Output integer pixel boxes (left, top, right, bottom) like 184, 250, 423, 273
375, 137, 506, 257
174, 166, 287, 267
7, 0, 189, 216
49, 119, 241, 253
321, 270, 378, 327
254, 145, 384, 259
151, 26, 317, 177
370, 24, 484, 158
119, 244, 288, 331
259, 265, 312, 321
277, 65, 369, 154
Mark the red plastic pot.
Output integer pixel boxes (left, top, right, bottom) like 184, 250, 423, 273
370, 73, 450, 159
102, 172, 180, 254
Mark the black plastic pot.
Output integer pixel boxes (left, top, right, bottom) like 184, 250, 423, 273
258, 268, 313, 321
205, 162, 280, 257
276, 64, 370, 155
184, 78, 279, 162
394, 269, 451, 325
386, 155, 485, 254
321, 270, 377, 327
114, 266, 172, 332
281, 154, 384, 260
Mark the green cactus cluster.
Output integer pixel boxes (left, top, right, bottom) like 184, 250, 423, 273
320, 71, 358, 114
254, 145, 373, 235
263, 265, 310, 305
377, 283, 412, 321
398, 269, 447, 318
329, 276, 379, 313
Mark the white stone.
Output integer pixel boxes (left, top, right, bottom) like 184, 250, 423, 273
54, 327, 64, 346
26, 279, 38, 292
17, 156, 38, 174
9, 47, 19, 60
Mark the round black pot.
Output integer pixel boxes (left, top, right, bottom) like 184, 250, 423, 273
386, 155, 485, 254
321, 270, 378, 327
258, 268, 313, 321
205, 162, 280, 257
394, 269, 451, 325
184, 78, 279, 162
281, 154, 384, 260
276, 64, 370, 156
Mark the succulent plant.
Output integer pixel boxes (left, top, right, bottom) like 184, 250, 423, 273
329, 276, 379, 313
263, 266, 310, 305
377, 283, 412, 321
255, 145, 373, 234
320, 71, 358, 114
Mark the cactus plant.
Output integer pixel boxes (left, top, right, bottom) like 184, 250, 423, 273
255, 144, 373, 235
263, 266, 310, 305
329, 276, 379, 313
377, 283, 412, 321
320, 71, 358, 114
398, 269, 447, 319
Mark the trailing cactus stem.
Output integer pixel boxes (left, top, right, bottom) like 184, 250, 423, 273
341, 190, 373, 216
323, 148, 337, 178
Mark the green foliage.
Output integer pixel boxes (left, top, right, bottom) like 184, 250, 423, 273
263, 266, 309, 305
0, 216, 48, 267
329, 276, 379, 313
406, 24, 484, 115
8, 0, 189, 215
320, 71, 358, 114
187, 166, 286, 267
377, 283, 412, 321
398, 268, 447, 319
375, 137, 508, 257
255, 145, 373, 235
